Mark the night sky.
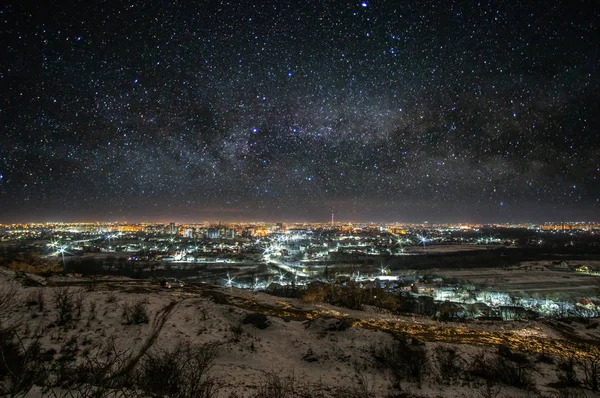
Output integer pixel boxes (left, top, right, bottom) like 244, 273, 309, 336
1, 1, 598, 223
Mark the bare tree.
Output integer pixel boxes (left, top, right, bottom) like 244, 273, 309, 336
581, 352, 600, 391
557, 353, 579, 387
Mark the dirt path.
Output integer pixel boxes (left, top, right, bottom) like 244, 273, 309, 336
354, 318, 599, 361
113, 300, 180, 380
197, 287, 600, 361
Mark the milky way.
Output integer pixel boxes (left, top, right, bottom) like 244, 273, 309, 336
1, 1, 598, 222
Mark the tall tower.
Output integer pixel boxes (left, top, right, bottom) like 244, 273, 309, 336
331, 213, 334, 227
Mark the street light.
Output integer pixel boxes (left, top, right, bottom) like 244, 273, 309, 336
225, 272, 234, 287
379, 264, 387, 276
58, 246, 67, 273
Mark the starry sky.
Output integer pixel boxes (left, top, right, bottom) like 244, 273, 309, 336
0, 0, 598, 223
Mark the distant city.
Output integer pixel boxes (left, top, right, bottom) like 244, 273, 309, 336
3, 219, 600, 237
2, 220, 600, 264
0, 217, 598, 331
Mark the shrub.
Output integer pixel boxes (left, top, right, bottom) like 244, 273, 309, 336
537, 352, 555, 364
52, 337, 135, 395
333, 366, 375, 398
137, 341, 219, 398
557, 355, 579, 387
327, 318, 351, 332
469, 350, 537, 390
52, 287, 75, 325
336, 282, 364, 311
6, 253, 62, 275
25, 289, 45, 312
255, 370, 298, 398
58, 335, 79, 363
304, 282, 399, 312
106, 292, 117, 303
372, 339, 429, 389
581, 352, 600, 391
302, 283, 328, 303
0, 328, 47, 396
0, 282, 18, 317
230, 323, 244, 341
242, 313, 270, 329
434, 346, 463, 385
494, 355, 537, 390
87, 275, 98, 292
122, 300, 149, 325
479, 380, 502, 398
253, 370, 327, 398
211, 293, 229, 305
371, 289, 398, 312
87, 301, 97, 323
74, 289, 85, 318
549, 387, 589, 398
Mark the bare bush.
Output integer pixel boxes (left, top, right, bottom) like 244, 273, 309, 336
301, 283, 327, 304
434, 346, 463, 385
581, 352, 600, 391
557, 354, 579, 387
58, 335, 79, 363
122, 299, 149, 325
6, 253, 62, 275
372, 339, 429, 390
549, 387, 589, 398
230, 323, 244, 342
87, 301, 97, 324
51, 337, 135, 397
0, 327, 48, 396
254, 370, 298, 398
87, 275, 98, 292
333, 365, 375, 398
74, 289, 85, 318
25, 289, 45, 312
210, 293, 229, 305
495, 355, 537, 390
242, 313, 270, 329
371, 289, 399, 313
254, 370, 326, 398
52, 287, 75, 325
302, 282, 367, 310
0, 282, 19, 317
469, 350, 537, 391
137, 340, 219, 398
469, 352, 492, 380
330, 282, 365, 311
106, 292, 117, 304
478, 380, 502, 398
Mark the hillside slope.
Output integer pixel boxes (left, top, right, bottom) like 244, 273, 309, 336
0, 269, 598, 397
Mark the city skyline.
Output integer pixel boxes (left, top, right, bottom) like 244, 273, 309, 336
1, 1, 598, 223
2, 218, 599, 229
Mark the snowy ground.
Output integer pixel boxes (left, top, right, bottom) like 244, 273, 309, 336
434, 262, 600, 296
0, 268, 599, 397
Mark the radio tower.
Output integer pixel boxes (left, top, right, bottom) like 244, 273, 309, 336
331, 213, 334, 227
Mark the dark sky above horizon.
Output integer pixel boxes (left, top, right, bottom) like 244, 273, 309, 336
0, 0, 598, 223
